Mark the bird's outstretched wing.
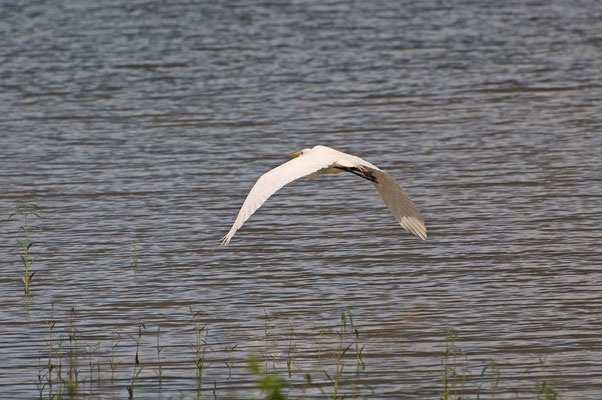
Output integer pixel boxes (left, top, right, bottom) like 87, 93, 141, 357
221, 152, 338, 245
367, 168, 427, 240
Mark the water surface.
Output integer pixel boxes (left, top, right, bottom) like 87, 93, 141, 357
1, 0, 601, 398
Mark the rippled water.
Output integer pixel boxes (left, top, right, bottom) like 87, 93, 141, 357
1, 0, 601, 398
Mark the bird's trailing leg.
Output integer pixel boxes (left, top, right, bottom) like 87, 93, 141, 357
335, 166, 378, 183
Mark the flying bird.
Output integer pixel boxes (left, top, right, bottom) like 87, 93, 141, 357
221, 145, 426, 244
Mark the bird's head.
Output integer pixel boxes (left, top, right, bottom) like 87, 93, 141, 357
288, 148, 311, 157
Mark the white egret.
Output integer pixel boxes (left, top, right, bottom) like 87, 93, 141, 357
221, 145, 426, 244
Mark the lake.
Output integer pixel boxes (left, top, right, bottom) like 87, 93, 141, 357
1, 0, 601, 398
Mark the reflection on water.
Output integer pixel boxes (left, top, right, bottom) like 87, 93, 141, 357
1, 0, 601, 398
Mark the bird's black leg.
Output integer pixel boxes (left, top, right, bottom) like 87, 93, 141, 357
335, 166, 378, 183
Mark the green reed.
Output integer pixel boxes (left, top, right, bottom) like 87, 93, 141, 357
285, 324, 296, 379
331, 312, 352, 399
155, 326, 164, 386
85, 342, 100, 396
36, 308, 73, 399
9, 199, 42, 295
534, 356, 560, 400
439, 328, 562, 400
45, 306, 57, 397
190, 306, 211, 398
223, 341, 238, 379
35, 356, 47, 399
110, 331, 121, 383
473, 360, 500, 399
53, 335, 66, 399
31, 305, 567, 399
36, 307, 368, 400
441, 326, 468, 400
262, 308, 276, 374
127, 321, 145, 399
66, 308, 80, 397
348, 311, 365, 373
130, 242, 140, 267
248, 355, 288, 400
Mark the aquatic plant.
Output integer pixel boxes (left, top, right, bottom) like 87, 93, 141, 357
438, 328, 563, 400
190, 306, 211, 397
85, 342, 100, 396
223, 341, 238, 379
327, 312, 352, 399
66, 307, 80, 397
473, 360, 500, 399
29, 305, 569, 399
109, 331, 121, 383
126, 321, 145, 399
348, 311, 365, 373
285, 324, 296, 379
130, 242, 140, 267
261, 308, 278, 374
155, 326, 164, 385
440, 326, 468, 400
536, 379, 559, 400
248, 355, 288, 400
534, 356, 560, 400
9, 199, 42, 295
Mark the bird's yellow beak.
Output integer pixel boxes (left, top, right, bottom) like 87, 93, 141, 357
288, 151, 302, 157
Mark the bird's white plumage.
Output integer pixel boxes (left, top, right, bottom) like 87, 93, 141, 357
221, 147, 340, 244
368, 169, 427, 239
221, 145, 426, 244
